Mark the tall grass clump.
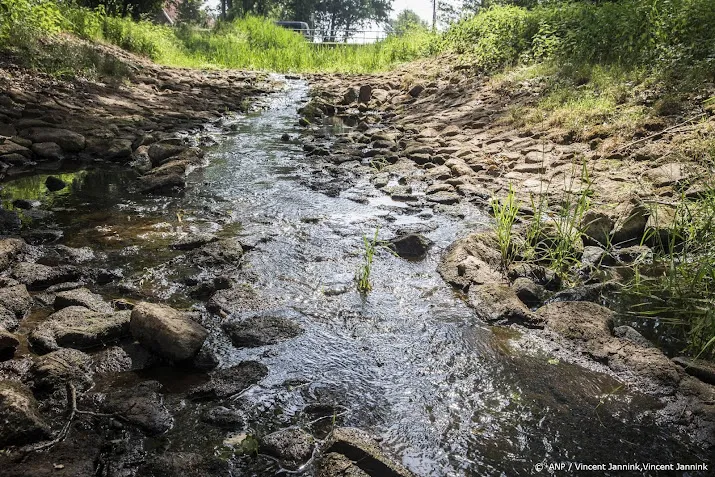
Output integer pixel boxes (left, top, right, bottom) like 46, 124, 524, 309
356, 228, 381, 293
491, 185, 520, 272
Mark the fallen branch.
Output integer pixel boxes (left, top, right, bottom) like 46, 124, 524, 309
610, 112, 707, 155
20, 383, 77, 454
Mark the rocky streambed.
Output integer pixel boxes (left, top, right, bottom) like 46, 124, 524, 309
0, 72, 713, 477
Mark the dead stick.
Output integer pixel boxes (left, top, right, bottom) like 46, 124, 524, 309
611, 113, 707, 154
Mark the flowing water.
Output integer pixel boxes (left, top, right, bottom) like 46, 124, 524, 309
0, 78, 709, 476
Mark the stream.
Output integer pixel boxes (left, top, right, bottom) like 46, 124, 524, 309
0, 78, 709, 476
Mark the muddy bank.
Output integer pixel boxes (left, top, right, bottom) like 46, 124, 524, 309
299, 63, 715, 452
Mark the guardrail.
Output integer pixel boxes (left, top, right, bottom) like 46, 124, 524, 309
285, 28, 391, 45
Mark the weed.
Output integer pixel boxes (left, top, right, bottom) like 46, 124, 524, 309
491, 185, 520, 272
369, 157, 390, 172
355, 227, 381, 293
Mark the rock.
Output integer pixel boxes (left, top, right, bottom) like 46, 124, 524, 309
54, 287, 113, 313
0, 239, 25, 271
468, 283, 542, 327
30, 348, 93, 393
102, 381, 172, 435
581, 209, 613, 246
12, 262, 80, 290
426, 191, 460, 205
512, 277, 545, 307
0, 208, 21, 235
507, 263, 561, 291
612, 196, 649, 245
130, 145, 153, 173
672, 356, 715, 385
21, 228, 62, 245
318, 452, 371, 477
438, 232, 501, 290
137, 172, 186, 194
201, 406, 244, 428
614, 245, 652, 263
130, 302, 207, 361
136, 452, 228, 477
644, 204, 678, 247
581, 246, 616, 268
45, 175, 66, 192
322, 427, 414, 477
222, 309, 303, 348
342, 88, 358, 105
0, 380, 51, 448
613, 326, 654, 348
207, 283, 265, 315
30, 142, 63, 160
537, 301, 613, 342
171, 233, 217, 251
147, 141, 186, 166
104, 139, 133, 161
0, 330, 19, 359
408, 84, 424, 98
11, 199, 37, 210
644, 162, 690, 188
0, 139, 29, 156
0, 284, 32, 317
0, 307, 19, 332
28, 306, 130, 353
19, 127, 86, 152
549, 282, 619, 303
389, 234, 432, 259
262, 428, 315, 471
189, 361, 268, 399
358, 85, 372, 104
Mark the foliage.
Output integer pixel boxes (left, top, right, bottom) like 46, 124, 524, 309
356, 227, 380, 292
389, 9, 428, 36
491, 185, 520, 272
74, 0, 164, 20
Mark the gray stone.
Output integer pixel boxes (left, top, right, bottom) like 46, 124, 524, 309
171, 233, 217, 251
20, 127, 85, 152
468, 283, 542, 327
0, 239, 24, 272
28, 306, 130, 353
31, 142, 63, 160
12, 262, 81, 290
581, 209, 613, 246
54, 287, 113, 313
0, 208, 21, 235
0, 380, 51, 447
45, 175, 66, 191
201, 406, 244, 428
130, 302, 207, 361
389, 234, 433, 259
137, 172, 185, 194
613, 326, 654, 349
0, 330, 19, 359
222, 309, 303, 348
358, 85, 372, 104
262, 428, 315, 471
408, 84, 425, 98
0, 307, 19, 332
512, 277, 545, 308
147, 141, 186, 166
318, 452, 370, 477
672, 356, 715, 385
644, 162, 690, 188
437, 232, 502, 290
0, 284, 32, 318
537, 301, 614, 342
612, 196, 649, 245
30, 348, 94, 393
102, 381, 172, 435
136, 452, 228, 477
322, 427, 415, 477
189, 361, 268, 399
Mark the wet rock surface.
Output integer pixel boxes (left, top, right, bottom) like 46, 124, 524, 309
222, 309, 304, 348
0, 380, 51, 448
261, 427, 315, 470
189, 361, 268, 399
130, 302, 208, 362
102, 381, 173, 435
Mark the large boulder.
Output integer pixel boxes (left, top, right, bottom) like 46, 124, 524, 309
29, 348, 94, 393
0, 330, 19, 359
318, 453, 371, 477
28, 306, 130, 353
537, 301, 614, 342
147, 141, 186, 166
137, 173, 186, 194
468, 283, 542, 327
321, 427, 414, 477
54, 288, 113, 313
189, 361, 268, 400
437, 232, 502, 290
0, 307, 19, 332
20, 127, 86, 152
102, 381, 172, 435
0, 208, 21, 236
611, 196, 649, 245
11, 262, 81, 290
222, 309, 303, 348
0, 380, 51, 448
130, 302, 207, 361
0, 239, 25, 271
389, 234, 433, 259
0, 284, 32, 318
262, 428, 315, 471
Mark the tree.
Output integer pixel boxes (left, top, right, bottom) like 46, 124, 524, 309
389, 9, 427, 36
77, 0, 164, 20
314, 0, 392, 42
175, 0, 206, 24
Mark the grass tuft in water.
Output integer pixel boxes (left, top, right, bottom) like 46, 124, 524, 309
356, 227, 381, 293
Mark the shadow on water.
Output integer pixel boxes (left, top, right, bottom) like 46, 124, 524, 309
1, 79, 710, 476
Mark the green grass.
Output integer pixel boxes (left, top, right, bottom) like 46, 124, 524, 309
356, 228, 381, 293
0, 2, 435, 74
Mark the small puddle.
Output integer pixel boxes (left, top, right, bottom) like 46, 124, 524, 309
1, 78, 709, 475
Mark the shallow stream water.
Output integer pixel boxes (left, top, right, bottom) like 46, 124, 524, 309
1, 78, 709, 476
